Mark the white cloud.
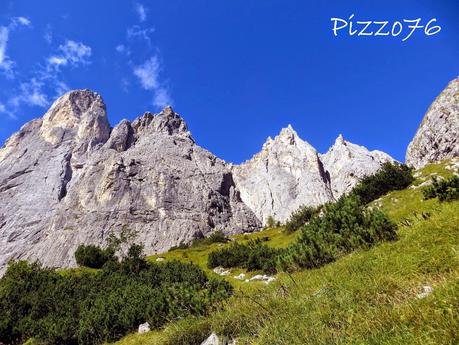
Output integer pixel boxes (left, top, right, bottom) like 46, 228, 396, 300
1, 38, 92, 118
0, 103, 5, 113
12, 17, 31, 27
47, 56, 67, 67
0, 27, 10, 69
133, 56, 160, 90
10, 78, 48, 108
133, 56, 172, 108
127, 25, 155, 45
120, 78, 130, 93
135, 3, 147, 22
115, 44, 125, 53
53, 80, 70, 97
43, 24, 52, 44
0, 16, 32, 77
54, 40, 91, 67
153, 88, 172, 108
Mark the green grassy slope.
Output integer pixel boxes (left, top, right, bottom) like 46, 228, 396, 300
112, 159, 459, 345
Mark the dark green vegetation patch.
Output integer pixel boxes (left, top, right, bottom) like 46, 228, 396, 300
0, 245, 231, 345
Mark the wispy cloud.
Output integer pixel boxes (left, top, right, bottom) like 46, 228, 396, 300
115, 44, 131, 56
11, 17, 31, 27
47, 40, 91, 70
133, 56, 172, 108
1, 38, 92, 118
135, 3, 147, 22
133, 56, 160, 89
43, 24, 53, 44
0, 16, 31, 77
0, 27, 12, 74
127, 25, 155, 46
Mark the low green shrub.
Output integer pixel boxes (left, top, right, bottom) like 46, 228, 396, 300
277, 195, 397, 271
285, 205, 321, 233
207, 194, 397, 274
192, 230, 230, 247
350, 162, 414, 204
74, 244, 114, 269
0, 245, 232, 345
423, 175, 459, 202
169, 231, 230, 252
208, 239, 281, 274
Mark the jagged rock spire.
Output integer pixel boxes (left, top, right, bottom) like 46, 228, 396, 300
233, 124, 333, 224
321, 134, 394, 197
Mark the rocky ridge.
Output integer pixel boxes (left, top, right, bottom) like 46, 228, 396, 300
233, 128, 394, 224
0, 90, 260, 273
0, 89, 396, 272
406, 77, 459, 168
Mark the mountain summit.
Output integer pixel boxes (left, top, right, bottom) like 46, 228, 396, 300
0, 90, 398, 272
233, 127, 394, 224
232, 125, 333, 223
0, 90, 261, 273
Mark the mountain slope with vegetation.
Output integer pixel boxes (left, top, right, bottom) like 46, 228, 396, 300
112, 159, 459, 345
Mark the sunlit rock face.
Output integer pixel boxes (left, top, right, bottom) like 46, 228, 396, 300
232, 125, 333, 224
0, 89, 398, 273
321, 134, 394, 198
233, 126, 394, 224
0, 90, 260, 274
406, 77, 459, 168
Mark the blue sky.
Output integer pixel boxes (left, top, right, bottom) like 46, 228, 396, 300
0, 1, 458, 163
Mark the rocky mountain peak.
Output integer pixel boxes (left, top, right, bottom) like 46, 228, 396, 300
277, 124, 298, 144
0, 92, 260, 274
40, 89, 110, 146
131, 107, 191, 139
233, 125, 333, 224
321, 135, 394, 198
406, 76, 459, 168
335, 133, 345, 145
262, 124, 316, 157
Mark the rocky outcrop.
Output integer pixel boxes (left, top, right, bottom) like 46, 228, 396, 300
0, 90, 260, 273
321, 134, 394, 198
406, 77, 459, 168
232, 125, 334, 224
233, 128, 394, 224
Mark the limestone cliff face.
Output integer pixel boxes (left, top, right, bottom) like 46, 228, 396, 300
0, 89, 397, 272
232, 127, 394, 224
321, 134, 394, 198
406, 77, 459, 168
0, 90, 260, 272
232, 125, 334, 224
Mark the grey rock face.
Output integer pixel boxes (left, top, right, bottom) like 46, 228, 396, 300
321, 134, 394, 198
406, 77, 459, 168
0, 89, 396, 272
232, 125, 334, 224
0, 90, 260, 273
232, 128, 395, 225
